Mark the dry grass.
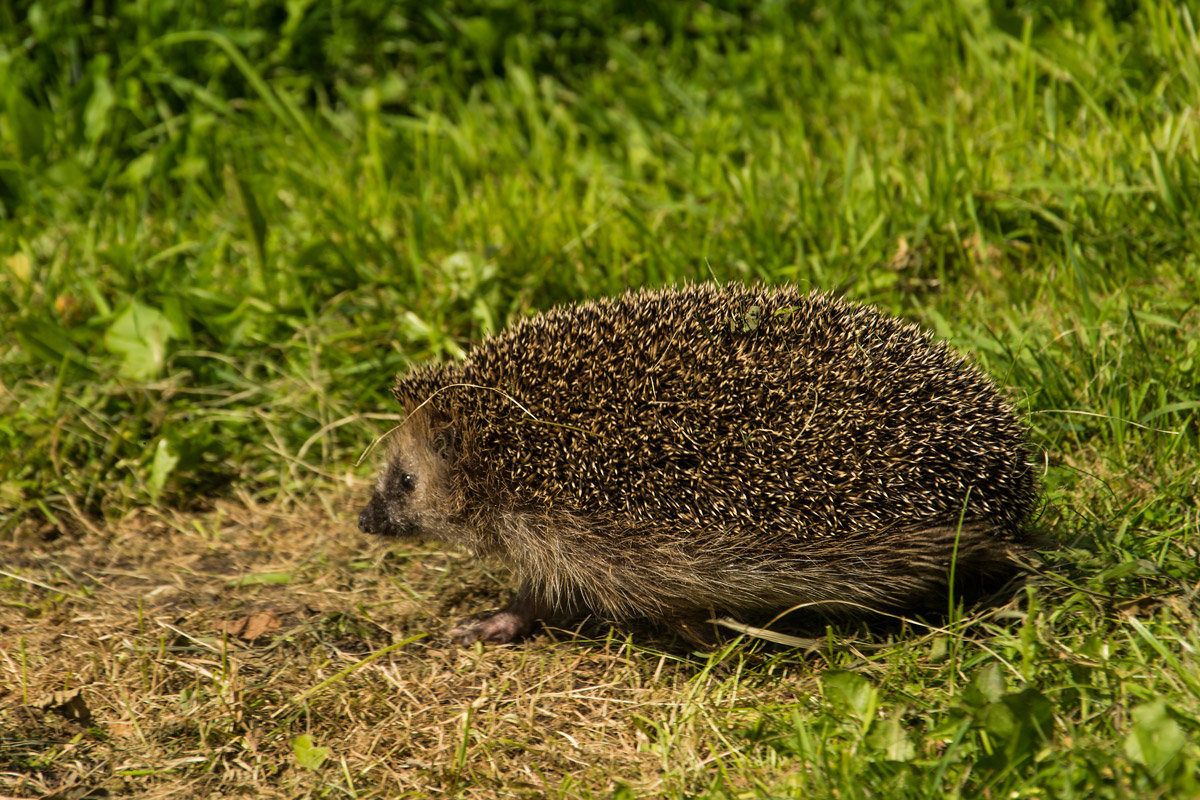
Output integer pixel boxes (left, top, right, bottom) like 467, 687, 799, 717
0, 494, 834, 798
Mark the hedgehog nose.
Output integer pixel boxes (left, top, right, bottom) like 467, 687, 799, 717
358, 506, 374, 534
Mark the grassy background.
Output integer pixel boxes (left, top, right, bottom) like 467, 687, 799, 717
1, 0, 1198, 797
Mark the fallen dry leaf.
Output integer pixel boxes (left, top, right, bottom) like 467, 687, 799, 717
217, 609, 282, 642
37, 688, 93, 726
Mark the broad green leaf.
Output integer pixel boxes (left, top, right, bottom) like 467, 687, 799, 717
822, 670, 876, 728
1124, 700, 1186, 777
962, 663, 1006, 708
866, 717, 916, 762
978, 689, 1054, 767
104, 300, 174, 380
291, 734, 330, 771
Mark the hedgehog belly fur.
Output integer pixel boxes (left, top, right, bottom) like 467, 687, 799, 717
487, 511, 1023, 622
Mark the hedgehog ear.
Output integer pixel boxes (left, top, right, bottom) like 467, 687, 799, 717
431, 421, 458, 461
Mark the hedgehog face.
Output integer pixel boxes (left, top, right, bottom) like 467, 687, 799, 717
358, 409, 463, 544
358, 453, 424, 538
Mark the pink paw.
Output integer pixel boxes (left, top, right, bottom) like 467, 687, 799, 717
448, 608, 535, 645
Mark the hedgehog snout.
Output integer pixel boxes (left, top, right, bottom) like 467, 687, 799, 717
358, 495, 383, 534
358, 492, 421, 538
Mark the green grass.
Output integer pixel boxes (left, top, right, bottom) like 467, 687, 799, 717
1, 0, 1199, 797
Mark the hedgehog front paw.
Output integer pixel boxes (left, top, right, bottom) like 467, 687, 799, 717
448, 608, 536, 645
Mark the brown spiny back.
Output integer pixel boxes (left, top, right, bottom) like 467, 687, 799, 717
392, 284, 1037, 560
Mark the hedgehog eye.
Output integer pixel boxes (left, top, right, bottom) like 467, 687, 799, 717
400, 473, 416, 491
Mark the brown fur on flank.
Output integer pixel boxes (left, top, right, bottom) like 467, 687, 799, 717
358, 284, 1039, 644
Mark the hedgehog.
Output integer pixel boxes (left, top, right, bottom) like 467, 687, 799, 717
358, 284, 1038, 645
